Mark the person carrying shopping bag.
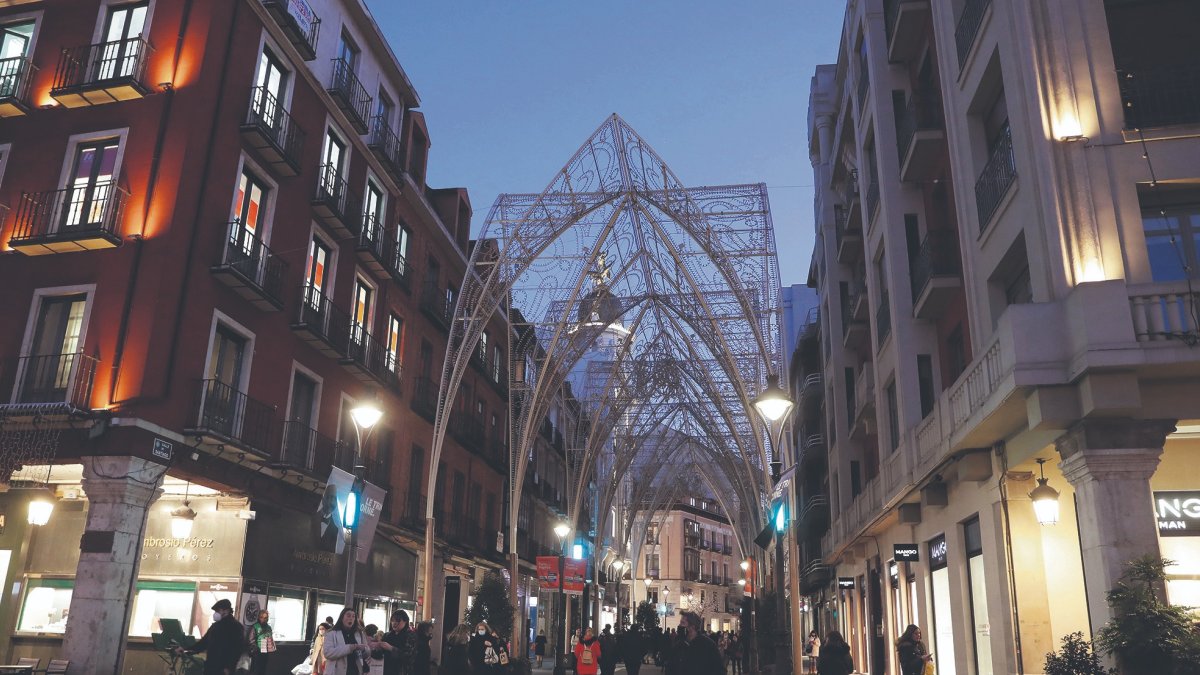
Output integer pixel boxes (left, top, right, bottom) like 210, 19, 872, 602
323, 608, 373, 675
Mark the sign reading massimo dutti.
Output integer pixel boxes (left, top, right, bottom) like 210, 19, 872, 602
1155, 491, 1200, 537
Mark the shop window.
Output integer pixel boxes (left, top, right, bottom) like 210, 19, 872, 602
316, 593, 344, 628
194, 584, 239, 639
928, 534, 957, 675
18, 578, 72, 633
266, 587, 307, 642
362, 600, 388, 631
964, 517, 992, 674
129, 580, 196, 637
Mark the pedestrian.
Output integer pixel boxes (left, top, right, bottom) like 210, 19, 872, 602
599, 624, 619, 675
178, 598, 245, 675
372, 610, 415, 675
619, 625, 645, 675
305, 622, 331, 675
896, 624, 932, 675
534, 630, 547, 668
574, 627, 601, 675
806, 630, 822, 674
322, 607, 373, 675
412, 622, 434, 675
468, 621, 502, 673
673, 611, 723, 675
817, 631, 853, 675
444, 623, 472, 673
246, 609, 277, 675
728, 634, 742, 675
718, 631, 730, 672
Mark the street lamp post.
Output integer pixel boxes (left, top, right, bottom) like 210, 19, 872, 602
754, 374, 795, 675
553, 522, 571, 675
343, 399, 383, 607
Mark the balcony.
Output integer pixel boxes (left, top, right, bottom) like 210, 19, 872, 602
800, 559, 833, 594
311, 164, 361, 238
261, 0, 320, 61
355, 213, 389, 275
327, 58, 371, 134
386, 240, 411, 287
841, 173, 861, 228
895, 95, 946, 183
865, 179, 880, 225
0, 56, 36, 117
975, 124, 1016, 231
834, 206, 862, 264
841, 288, 868, 349
9, 183, 129, 255
856, 52, 870, 110
291, 285, 352, 357
799, 494, 831, 539
274, 420, 339, 477
241, 86, 306, 177
211, 220, 288, 311
367, 115, 405, 179
955, 0, 991, 70
800, 432, 827, 469
885, 0, 931, 64
397, 491, 427, 532
419, 283, 453, 331
1129, 283, 1200, 343
342, 328, 396, 388
410, 376, 438, 422
8, 352, 98, 413
185, 379, 276, 457
50, 38, 152, 107
876, 291, 892, 345
800, 373, 823, 415
1118, 66, 1200, 130
910, 229, 962, 319
852, 362, 875, 438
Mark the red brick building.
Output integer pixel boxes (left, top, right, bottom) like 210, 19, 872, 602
0, 0, 508, 670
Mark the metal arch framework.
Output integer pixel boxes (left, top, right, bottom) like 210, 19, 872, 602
422, 115, 783, 624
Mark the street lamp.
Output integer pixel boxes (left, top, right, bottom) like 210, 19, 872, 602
553, 522, 571, 675
344, 397, 383, 606
611, 559, 626, 628
170, 481, 196, 539
753, 374, 795, 675
1030, 458, 1061, 525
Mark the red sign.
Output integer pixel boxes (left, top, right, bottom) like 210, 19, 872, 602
537, 556, 560, 591
563, 558, 586, 595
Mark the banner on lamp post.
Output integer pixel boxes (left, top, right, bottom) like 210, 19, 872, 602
563, 558, 586, 595
319, 466, 387, 563
537, 556, 560, 591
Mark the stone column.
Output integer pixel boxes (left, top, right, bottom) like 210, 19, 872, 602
62, 456, 164, 673
1055, 418, 1175, 636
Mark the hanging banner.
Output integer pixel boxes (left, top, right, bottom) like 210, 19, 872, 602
563, 558, 587, 595
320, 467, 388, 563
537, 556, 560, 591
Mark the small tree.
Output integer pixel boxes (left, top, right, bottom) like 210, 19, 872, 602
1096, 556, 1200, 675
635, 600, 660, 633
1044, 632, 1111, 675
466, 571, 515, 640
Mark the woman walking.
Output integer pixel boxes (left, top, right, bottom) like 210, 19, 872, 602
896, 625, 932, 675
468, 621, 504, 674
444, 623, 472, 673
246, 609, 277, 675
574, 627, 601, 675
412, 622, 433, 675
322, 608, 373, 675
816, 631, 853, 675
805, 631, 822, 674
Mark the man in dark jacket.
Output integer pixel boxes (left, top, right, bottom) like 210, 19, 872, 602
372, 610, 416, 675
181, 598, 245, 675
619, 626, 646, 675
675, 611, 723, 675
598, 625, 619, 675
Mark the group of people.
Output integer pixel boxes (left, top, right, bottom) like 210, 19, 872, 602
803, 623, 934, 675
178, 599, 433, 675
440, 620, 515, 674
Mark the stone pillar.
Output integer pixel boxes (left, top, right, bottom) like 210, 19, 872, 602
1055, 418, 1175, 636
61, 456, 164, 673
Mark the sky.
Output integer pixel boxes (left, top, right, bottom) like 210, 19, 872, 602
367, 1, 846, 287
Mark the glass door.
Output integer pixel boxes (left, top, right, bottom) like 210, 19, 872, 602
98, 2, 147, 81
254, 48, 288, 129
351, 279, 373, 345
231, 169, 268, 273
204, 327, 246, 435
22, 295, 86, 402
0, 21, 33, 98
63, 140, 119, 231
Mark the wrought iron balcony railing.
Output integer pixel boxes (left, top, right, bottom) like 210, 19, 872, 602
411, 375, 438, 421
909, 229, 961, 302
190, 378, 276, 455
261, 0, 321, 61
243, 86, 306, 175
367, 114, 405, 176
1118, 66, 1200, 130
51, 38, 152, 106
216, 219, 288, 309
312, 163, 361, 235
12, 352, 98, 410
0, 55, 36, 115
277, 420, 338, 475
356, 212, 388, 268
294, 284, 353, 356
975, 124, 1016, 230
9, 182, 130, 254
955, 0, 991, 69
419, 283, 453, 330
895, 95, 943, 162
327, 58, 371, 133
387, 242, 410, 286
344, 326, 392, 385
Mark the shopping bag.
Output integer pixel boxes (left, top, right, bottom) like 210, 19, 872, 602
924, 661, 936, 675
484, 646, 499, 665
236, 654, 253, 671
291, 663, 314, 675
498, 650, 509, 666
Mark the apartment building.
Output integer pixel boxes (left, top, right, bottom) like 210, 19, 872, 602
0, 0, 510, 670
801, 0, 1200, 674
633, 497, 743, 633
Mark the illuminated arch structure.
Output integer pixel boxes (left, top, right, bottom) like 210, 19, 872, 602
422, 115, 784, 625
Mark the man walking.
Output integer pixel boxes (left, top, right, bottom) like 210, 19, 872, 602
598, 624, 618, 675
675, 611, 723, 675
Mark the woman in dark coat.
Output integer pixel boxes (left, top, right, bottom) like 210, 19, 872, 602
468, 621, 503, 674
412, 622, 433, 675
444, 623, 472, 674
816, 631, 854, 675
896, 624, 931, 675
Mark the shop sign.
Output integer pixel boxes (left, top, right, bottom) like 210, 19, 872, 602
928, 535, 948, 568
838, 577, 855, 589
1155, 491, 1200, 537
537, 556, 560, 591
893, 544, 920, 562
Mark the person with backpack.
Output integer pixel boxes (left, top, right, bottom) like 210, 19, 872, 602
574, 627, 601, 675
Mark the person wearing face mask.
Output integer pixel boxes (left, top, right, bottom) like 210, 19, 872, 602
246, 609, 277, 675
323, 607, 373, 675
178, 598, 246, 675
468, 621, 503, 673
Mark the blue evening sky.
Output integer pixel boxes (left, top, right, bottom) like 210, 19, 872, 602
368, 1, 846, 286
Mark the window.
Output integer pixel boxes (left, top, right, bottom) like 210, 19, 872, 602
1, 21, 34, 59
645, 553, 660, 576
493, 345, 502, 383
320, 130, 346, 194
886, 380, 900, 452
63, 139, 120, 232
18, 579, 72, 633
419, 340, 432, 379
965, 518, 992, 674
208, 325, 246, 387
337, 30, 359, 72
645, 523, 659, 545
376, 89, 394, 125
386, 314, 403, 373
20, 293, 87, 400
1141, 186, 1200, 282
305, 236, 332, 298
480, 330, 490, 364
351, 279, 373, 342
232, 168, 269, 254
287, 371, 318, 426
426, 257, 440, 290
363, 179, 384, 232
253, 46, 288, 121
128, 581, 196, 637
946, 324, 967, 382
395, 225, 411, 273
928, 534, 957, 675
100, 2, 148, 80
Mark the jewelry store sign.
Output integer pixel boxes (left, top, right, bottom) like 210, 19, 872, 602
1155, 491, 1200, 537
